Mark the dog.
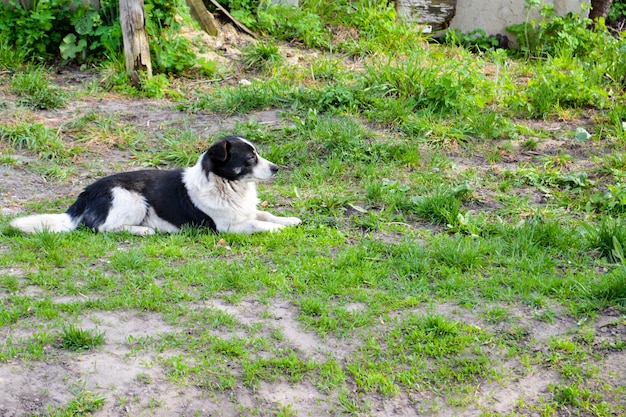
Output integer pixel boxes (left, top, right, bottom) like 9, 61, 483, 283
9, 136, 302, 235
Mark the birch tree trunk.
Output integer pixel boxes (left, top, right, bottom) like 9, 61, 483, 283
120, 0, 152, 87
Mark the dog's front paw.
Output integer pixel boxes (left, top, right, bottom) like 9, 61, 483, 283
125, 225, 156, 236
283, 217, 302, 226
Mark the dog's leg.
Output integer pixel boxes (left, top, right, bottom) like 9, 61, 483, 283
96, 224, 156, 235
120, 225, 157, 236
96, 188, 152, 235
255, 210, 302, 226
224, 219, 286, 234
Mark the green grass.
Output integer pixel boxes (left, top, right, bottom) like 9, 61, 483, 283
10, 66, 67, 110
1, 2, 626, 415
0, 39, 27, 71
0, 120, 70, 162
44, 390, 105, 416
241, 40, 284, 72
59, 324, 105, 351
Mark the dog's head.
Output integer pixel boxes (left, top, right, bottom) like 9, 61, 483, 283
203, 136, 278, 182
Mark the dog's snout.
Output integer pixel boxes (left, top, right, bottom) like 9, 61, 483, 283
270, 164, 279, 174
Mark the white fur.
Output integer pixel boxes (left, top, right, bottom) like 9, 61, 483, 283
96, 188, 147, 232
183, 157, 301, 234
9, 213, 77, 233
249, 154, 279, 181
96, 188, 179, 234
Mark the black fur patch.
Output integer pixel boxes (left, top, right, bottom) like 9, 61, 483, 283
66, 170, 217, 231
205, 136, 260, 181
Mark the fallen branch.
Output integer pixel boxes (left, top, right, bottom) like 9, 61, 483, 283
204, 0, 257, 39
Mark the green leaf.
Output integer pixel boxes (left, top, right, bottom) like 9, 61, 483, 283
73, 9, 101, 35
612, 235, 625, 263
574, 127, 591, 142
60, 34, 87, 60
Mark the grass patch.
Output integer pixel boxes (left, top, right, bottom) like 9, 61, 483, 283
59, 324, 105, 351
10, 66, 67, 110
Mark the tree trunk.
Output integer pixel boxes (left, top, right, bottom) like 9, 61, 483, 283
186, 0, 219, 36
589, 0, 613, 20
120, 0, 152, 87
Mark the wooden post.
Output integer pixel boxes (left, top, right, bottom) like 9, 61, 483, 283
120, 0, 152, 87
186, 0, 219, 36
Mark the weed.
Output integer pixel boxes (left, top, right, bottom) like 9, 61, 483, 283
139, 73, 171, 99
519, 56, 609, 118
316, 357, 346, 392
59, 324, 105, 351
362, 53, 490, 117
242, 350, 316, 388
410, 186, 465, 226
181, 80, 281, 114
10, 67, 67, 110
110, 248, 150, 272
0, 39, 27, 71
348, 313, 492, 396
590, 268, 626, 307
507, 0, 614, 60
134, 128, 204, 167
44, 389, 105, 416
241, 40, 284, 72
589, 183, 626, 215
444, 28, 504, 52
534, 308, 558, 324
0, 121, 69, 161
0, 274, 19, 293
337, 390, 367, 416
0, 330, 57, 362
508, 164, 590, 192
597, 152, 626, 174
522, 138, 539, 151
256, 2, 329, 48
482, 305, 511, 324
428, 234, 489, 272
309, 57, 345, 81
136, 373, 152, 384
583, 217, 626, 262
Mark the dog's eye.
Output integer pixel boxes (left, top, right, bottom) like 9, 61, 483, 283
247, 154, 257, 164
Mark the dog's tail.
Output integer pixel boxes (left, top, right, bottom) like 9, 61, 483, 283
10, 191, 89, 234
10, 213, 80, 234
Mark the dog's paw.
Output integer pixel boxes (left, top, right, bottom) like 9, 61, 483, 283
267, 223, 287, 232
125, 226, 156, 236
283, 217, 302, 226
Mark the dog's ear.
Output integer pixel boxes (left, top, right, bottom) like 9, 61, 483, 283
208, 139, 229, 162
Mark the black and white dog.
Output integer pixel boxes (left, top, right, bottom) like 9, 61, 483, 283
10, 136, 301, 235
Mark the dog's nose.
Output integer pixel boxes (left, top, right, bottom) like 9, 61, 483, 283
270, 164, 279, 174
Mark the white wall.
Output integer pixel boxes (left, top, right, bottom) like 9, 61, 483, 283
270, 0, 299, 5
396, 0, 588, 42
450, 0, 588, 37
